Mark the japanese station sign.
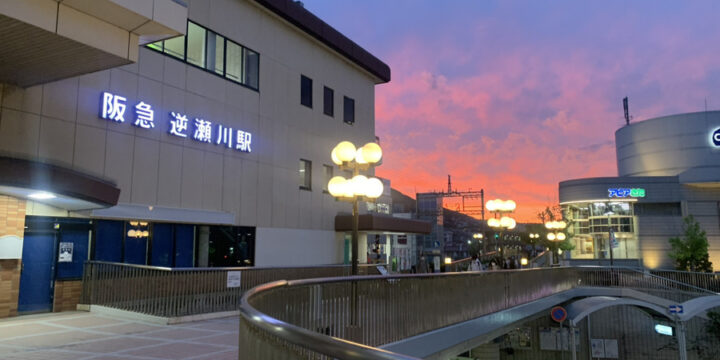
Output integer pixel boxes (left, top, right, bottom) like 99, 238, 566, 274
100, 92, 252, 152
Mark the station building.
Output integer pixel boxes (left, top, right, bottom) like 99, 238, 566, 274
559, 111, 720, 269
0, 0, 398, 316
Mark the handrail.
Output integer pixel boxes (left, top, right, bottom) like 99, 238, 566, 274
80, 261, 385, 317
240, 280, 421, 360
84, 260, 368, 272
238, 266, 715, 359
649, 268, 720, 293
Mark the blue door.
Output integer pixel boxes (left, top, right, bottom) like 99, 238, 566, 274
18, 232, 56, 313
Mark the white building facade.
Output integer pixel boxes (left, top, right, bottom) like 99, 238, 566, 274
0, 0, 390, 316
559, 111, 720, 269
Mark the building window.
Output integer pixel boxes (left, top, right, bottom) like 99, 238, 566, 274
226, 41, 243, 82
324, 86, 334, 116
244, 48, 259, 89
146, 20, 260, 91
301, 75, 313, 108
299, 159, 312, 190
206, 31, 225, 75
344, 96, 355, 124
323, 165, 333, 193
186, 21, 207, 68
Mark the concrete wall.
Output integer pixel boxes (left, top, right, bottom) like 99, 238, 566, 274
0, 0, 382, 265
255, 227, 341, 266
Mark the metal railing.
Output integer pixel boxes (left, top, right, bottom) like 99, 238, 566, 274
238, 266, 715, 360
650, 269, 720, 293
80, 261, 381, 318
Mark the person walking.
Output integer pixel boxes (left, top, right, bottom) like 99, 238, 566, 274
469, 255, 482, 272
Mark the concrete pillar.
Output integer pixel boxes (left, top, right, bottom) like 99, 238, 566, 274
0, 195, 27, 318
197, 225, 210, 267
676, 321, 688, 360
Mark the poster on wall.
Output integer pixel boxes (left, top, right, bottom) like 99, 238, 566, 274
58, 242, 73, 262
539, 328, 556, 350
591, 339, 605, 357
504, 327, 532, 349
227, 271, 242, 288
603, 339, 619, 358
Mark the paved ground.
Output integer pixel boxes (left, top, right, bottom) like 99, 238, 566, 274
0, 312, 238, 360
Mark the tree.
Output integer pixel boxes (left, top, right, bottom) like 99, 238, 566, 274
668, 215, 713, 272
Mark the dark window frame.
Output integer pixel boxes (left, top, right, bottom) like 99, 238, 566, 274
343, 96, 355, 125
301, 75, 313, 108
299, 159, 312, 191
145, 19, 260, 92
322, 164, 333, 193
323, 86, 334, 117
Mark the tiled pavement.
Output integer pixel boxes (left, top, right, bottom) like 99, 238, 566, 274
0, 312, 239, 360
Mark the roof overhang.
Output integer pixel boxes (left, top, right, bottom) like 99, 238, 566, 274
0, 0, 187, 87
0, 156, 120, 210
335, 214, 431, 234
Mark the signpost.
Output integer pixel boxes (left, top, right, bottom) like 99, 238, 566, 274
551, 306, 568, 323
551, 307, 569, 360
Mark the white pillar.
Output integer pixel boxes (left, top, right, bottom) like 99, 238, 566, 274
358, 232, 368, 264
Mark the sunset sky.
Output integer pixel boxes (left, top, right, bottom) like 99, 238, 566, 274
303, 0, 720, 222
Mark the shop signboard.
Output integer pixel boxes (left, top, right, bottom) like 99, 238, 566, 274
712, 128, 720, 147
100, 92, 252, 152
608, 188, 645, 198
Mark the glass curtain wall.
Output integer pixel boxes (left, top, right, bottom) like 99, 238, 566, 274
563, 201, 639, 260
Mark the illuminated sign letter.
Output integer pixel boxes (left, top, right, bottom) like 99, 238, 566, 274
236, 130, 252, 152
133, 102, 155, 128
169, 112, 189, 137
216, 125, 234, 148
101, 92, 126, 122
193, 119, 213, 143
712, 128, 720, 147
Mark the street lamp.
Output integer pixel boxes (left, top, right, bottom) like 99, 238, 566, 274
327, 141, 383, 276
486, 199, 516, 257
472, 233, 484, 253
545, 220, 567, 264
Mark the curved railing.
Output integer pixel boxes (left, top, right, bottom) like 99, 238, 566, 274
240, 268, 581, 359
238, 266, 715, 359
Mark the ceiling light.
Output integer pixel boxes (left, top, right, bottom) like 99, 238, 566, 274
28, 191, 56, 200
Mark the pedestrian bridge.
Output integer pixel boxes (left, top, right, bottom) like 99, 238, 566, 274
238, 267, 720, 359
78, 262, 720, 359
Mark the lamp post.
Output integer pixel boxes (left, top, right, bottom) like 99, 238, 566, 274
545, 220, 567, 265
486, 199, 517, 259
327, 141, 384, 276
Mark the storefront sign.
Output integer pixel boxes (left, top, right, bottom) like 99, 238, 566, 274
608, 188, 645, 198
58, 242, 73, 262
100, 92, 252, 152
712, 128, 720, 147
